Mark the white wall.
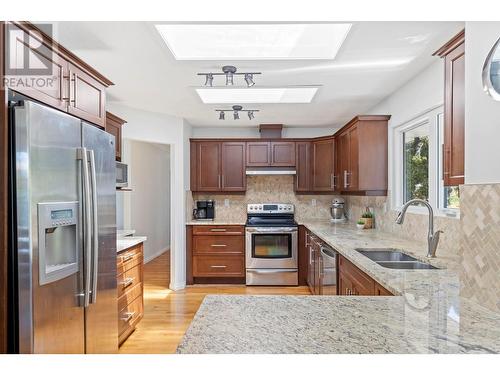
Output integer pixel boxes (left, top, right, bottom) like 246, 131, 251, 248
128, 141, 170, 263
191, 126, 338, 138
108, 103, 191, 290
368, 60, 444, 127
465, 22, 500, 184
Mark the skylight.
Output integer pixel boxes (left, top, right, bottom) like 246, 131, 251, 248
156, 23, 351, 60
195, 87, 318, 104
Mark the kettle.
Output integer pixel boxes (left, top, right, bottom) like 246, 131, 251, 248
330, 198, 346, 222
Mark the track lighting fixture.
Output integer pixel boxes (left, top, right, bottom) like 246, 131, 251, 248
215, 105, 259, 120
198, 66, 261, 87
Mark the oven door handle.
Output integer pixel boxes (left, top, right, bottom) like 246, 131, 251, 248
246, 227, 298, 233
247, 269, 297, 274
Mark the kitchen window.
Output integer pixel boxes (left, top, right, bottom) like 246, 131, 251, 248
392, 106, 459, 216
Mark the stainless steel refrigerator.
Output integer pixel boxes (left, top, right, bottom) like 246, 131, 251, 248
9, 96, 118, 353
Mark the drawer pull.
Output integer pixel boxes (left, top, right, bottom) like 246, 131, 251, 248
210, 244, 227, 247
120, 277, 135, 288
120, 254, 135, 262
210, 265, 227, 268
210, 228, 227, 232
121, 311, 136, 322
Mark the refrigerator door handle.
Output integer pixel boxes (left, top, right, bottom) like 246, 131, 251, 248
88, 149, 99, 304
78, 147, 92, 308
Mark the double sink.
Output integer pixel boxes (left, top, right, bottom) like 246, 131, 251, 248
356, 248, 438, 270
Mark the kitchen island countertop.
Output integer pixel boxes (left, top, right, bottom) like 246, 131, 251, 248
177, 220, 500, 354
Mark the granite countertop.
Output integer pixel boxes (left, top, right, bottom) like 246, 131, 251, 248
177, 220, 500, 354
186, 220, 246, 225
117, 236, 147, 253
117, 229, 136, 238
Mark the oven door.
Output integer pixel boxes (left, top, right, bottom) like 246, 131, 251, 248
245, 227, 298, 269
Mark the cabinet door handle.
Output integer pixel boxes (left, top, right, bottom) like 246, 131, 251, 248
210, 244, 227, 247
120, 254, 135, 262
121, 311, 136, 322
210, 265, 227, 268
120, 277, 135, 288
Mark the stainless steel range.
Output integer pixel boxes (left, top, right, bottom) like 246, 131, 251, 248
245, 203, 298, 286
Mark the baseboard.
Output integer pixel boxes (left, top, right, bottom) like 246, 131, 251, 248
144, 246, 170, 264
169, 281, 186, 291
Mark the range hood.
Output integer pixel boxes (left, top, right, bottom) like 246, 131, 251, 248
246, 167, 296, 175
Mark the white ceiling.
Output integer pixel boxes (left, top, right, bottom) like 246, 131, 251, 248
53, 21, 464, 128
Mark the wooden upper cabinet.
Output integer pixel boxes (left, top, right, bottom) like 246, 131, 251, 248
434, 30, 465, 186
246, 141, 295, 167
5, 22, 112, 128
312, 137, 336, 191
221, 142, 246, 191
6, 23, 69, 112
191, 141, 246, 192
270, 141, 295, 166
196, 142, 222, 191
337, 116, 389, 194
105, 112, 126, 161
295, 141, 312, 192
67, 63, 106, 128
246, 142, 271, 166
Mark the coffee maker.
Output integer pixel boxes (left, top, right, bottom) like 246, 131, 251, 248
193, 200, 215, 220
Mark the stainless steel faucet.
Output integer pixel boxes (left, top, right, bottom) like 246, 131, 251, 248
395, 199, 443, 258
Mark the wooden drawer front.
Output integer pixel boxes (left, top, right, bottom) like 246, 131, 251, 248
193, 255, 244, 277
192, 225, 245, 236
118, 295, 144, 335
117, 245, 143, 274
339, 256, 375, 296
193, 235, 244, 255
118, 282, 143, 312
117, 264, 142, 297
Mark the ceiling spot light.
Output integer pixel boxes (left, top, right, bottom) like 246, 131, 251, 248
223, 66, 236, 86
233, 105, 241, 120
204, 73, 213, 86
197, 66, 261, 87
244, 73, 255, 87
247, 111, 255, 120
219, 111, 225, 120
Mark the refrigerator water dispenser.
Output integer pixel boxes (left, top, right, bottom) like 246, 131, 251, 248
37, 202, 79, 285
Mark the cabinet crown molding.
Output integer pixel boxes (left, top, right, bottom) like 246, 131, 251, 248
433, 29, 465, 57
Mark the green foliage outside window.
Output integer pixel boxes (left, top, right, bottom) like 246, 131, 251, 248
404, 135, 429, 202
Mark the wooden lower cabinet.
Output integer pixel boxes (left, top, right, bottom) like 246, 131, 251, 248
117, 243, 144, 346
338, 255, 393, 296
188, 225, 246, 284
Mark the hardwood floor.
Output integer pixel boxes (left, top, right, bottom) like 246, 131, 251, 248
118, 251, 310, 354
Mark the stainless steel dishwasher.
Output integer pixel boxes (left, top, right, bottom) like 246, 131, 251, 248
319, 244, 338, 295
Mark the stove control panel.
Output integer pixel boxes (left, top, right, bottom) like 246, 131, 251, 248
247, 203, 294, 214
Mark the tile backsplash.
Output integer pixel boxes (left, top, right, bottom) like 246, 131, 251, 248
459, 183, 500, 312
191, 175, 338, 223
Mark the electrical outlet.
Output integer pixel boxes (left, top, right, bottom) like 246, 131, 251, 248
311, 199, 317, 206
224, 199, 230, 207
